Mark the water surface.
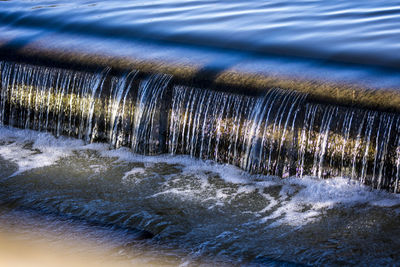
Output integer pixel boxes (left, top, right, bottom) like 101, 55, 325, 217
0, 126, 400, 265
1, 1, 400, 265
1, 0, 400, 68
1, 0, 400, 90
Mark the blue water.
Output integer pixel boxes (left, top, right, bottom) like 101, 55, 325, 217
1, 0, 400, 67
1, 0, 400, 89
2, 1, 400, 266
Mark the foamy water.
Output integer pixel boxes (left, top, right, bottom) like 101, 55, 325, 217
0, 125, 400, 265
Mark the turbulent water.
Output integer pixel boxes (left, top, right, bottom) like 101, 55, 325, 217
1, 61, 400, 191
1, 1, 400, 265
0, 61, 400, 266
1, 126, 400, 266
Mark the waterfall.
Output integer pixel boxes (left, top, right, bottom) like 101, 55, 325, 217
131, 74, 172, 154
169, 85, 257, 164
0, 61, 109, 141
168, 86, 306, 177
297, 104, 399, 189
1, 60, 400, 191
105, 71, 138, 148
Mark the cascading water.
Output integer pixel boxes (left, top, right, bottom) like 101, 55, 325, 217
105, 71, 138, 148
168, 86, 306, 177
131, 74, 172, 155
297, 104, 400, 190
168, 85, 400, 191
168, 85, 257, 165
0, 61, 109, 141
1, 60, 400, 191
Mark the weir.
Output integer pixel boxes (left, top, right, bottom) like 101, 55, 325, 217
1, 60, 400, 192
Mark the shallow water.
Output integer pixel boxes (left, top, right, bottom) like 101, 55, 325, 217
1, 125, 400, 265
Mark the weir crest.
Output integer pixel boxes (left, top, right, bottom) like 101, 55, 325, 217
1, 60, 399, 192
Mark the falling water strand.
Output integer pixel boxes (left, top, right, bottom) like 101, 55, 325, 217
2, 60, 400, 191
275, 92, 307, 176
298, 104, 317, 177
168, 87, 307, 176
360, 112, 376, 184
242, 89, 279, 172
0, 61, 108, 141
375, 114, 394, 189
107, 71, 138, 148
317, 106, 337, 178
131, 73, 172, 155
394, 118, 400, 192
0, 61, 11, 125
340, 110, 354, 177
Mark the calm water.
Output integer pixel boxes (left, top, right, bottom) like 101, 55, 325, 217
1, 0, 400, 68
1, 0, 400, 89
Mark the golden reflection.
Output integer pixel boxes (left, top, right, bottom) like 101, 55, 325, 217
0, 231, 150, 267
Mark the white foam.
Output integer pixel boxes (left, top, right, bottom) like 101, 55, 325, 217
121, 167, 146, 183
260, 176, 400, 227
284, 176, 400, 208
102, 148, 252, 184
0, 126, 87, 176
1, 125, 400, 227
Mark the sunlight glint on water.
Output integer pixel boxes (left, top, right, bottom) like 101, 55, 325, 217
1, 61, 400, 190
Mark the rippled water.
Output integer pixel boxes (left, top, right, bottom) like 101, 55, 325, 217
1, 0, 400, 91
1, 1, 400, 265
1, 126, 400, 265
1, 0, 400, 68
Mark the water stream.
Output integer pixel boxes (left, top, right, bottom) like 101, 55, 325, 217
2, 0, 400, 265
1, 61, 400, 191
0, 126, 400, 265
